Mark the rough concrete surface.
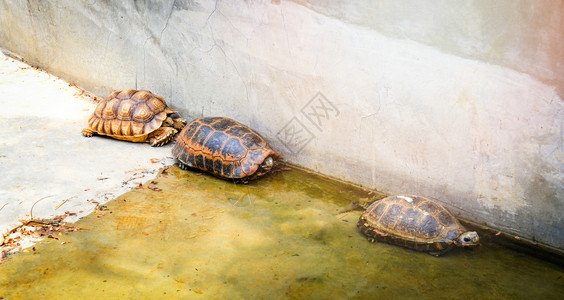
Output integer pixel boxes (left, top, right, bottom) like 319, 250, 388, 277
0, 1, 562, 251
0, 50, 174, 242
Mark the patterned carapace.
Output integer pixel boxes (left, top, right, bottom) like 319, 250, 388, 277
357, 195, 479, 256
81, 89, 185, 146
172, 117, 282, 181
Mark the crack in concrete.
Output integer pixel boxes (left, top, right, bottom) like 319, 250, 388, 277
203, 0, 250, 105
204, 0, 220, 28
159, 0, 176, 41
137, 0, 178, 94
161, 1, 179, 78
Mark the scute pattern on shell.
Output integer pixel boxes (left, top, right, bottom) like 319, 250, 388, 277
87, 89, 172, 138
357, 195, 468, 255
172, 117, 282, 180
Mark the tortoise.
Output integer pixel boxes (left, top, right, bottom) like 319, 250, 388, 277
81, 89, 186, 146
172, 117, 282, 181
357, 195, 479, 256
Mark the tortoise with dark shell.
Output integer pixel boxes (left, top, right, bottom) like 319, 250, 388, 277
357, 195, 479, 256
172, 117, 282, 181
82, 89, 186, 146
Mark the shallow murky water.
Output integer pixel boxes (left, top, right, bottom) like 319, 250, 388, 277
1, 166, 563, 299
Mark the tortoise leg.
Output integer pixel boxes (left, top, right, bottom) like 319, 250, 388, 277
148, 127, 177, 147
81, 127, 95, 137
162, 116, 186, 131
171, 117, 187, 131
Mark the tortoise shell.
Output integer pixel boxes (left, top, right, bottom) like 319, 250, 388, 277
172, 117, 282, 181
82, 89, 185, 146
357, 195, 479, 256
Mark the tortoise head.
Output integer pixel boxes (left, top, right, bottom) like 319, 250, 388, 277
163, 116, 174, 127
255, 156, 274, 177
455, 231, 479, 247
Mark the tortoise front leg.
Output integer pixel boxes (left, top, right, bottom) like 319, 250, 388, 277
148, 127, 178, 147
163, 116, 186, 131
81, 127, 95, 137
171, 117, 187, 131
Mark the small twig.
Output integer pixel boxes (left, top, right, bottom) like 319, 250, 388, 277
30, 195, 55, 219
54, 196, 76, 210
54, 199, 69, 210
0, 202, 8, 212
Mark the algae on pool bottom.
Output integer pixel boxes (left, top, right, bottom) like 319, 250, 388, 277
1, 166, 563, 299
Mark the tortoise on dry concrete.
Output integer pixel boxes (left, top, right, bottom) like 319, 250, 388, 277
81, 89, 186, 146
172, 117, 282, 181
357, 195, 479, 256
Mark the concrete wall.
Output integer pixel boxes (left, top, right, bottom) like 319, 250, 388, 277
1, 0, 562, 251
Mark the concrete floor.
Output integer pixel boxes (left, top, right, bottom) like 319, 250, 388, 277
0, 49, 174, 246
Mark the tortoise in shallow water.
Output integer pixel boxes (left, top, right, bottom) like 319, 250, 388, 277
357, 195, 479, 256
172, 117, 282, 181
81, 89, 186, 146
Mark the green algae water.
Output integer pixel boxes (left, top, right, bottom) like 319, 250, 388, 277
1, 166, 563, 299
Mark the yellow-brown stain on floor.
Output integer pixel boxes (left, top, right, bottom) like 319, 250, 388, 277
1, 166, 563, 299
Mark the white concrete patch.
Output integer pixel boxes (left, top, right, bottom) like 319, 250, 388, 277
0, 51, 176, 239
